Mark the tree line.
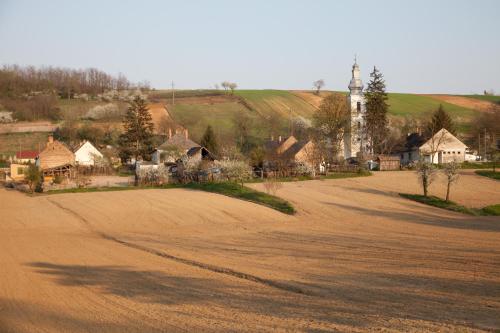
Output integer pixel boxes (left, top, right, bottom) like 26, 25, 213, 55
0, 64, 142, 98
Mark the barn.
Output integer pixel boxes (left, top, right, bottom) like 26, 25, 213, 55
36, 135, 75, 178
376, 155, 401, 171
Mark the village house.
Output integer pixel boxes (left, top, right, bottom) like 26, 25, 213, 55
264, 135, 318, 172
36, 135, 75, 178
152, 129, 200, 164
13, 150, 39, 164
73, 140, 103, 166
400, 128, 468, 165
9, 163, 29, 181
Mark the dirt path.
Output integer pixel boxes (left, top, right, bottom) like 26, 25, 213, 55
0, 171, 499, 332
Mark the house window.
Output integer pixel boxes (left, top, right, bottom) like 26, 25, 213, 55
457, 151, 461, 154
17, 167, 24, 174
452, 151, 456, 154
357, 102, 361, 112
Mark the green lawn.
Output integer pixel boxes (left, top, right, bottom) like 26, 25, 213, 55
399, 193, 499, 216
182, 182, 295, 215
475, 170, 500, 180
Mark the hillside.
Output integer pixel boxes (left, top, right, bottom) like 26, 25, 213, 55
0, 89, 491, 156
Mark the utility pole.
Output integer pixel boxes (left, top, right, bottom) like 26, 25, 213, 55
171, 81, 175, 106
484, 128, 487, 161
478, 132, 481, 161
289, 107, 293, 136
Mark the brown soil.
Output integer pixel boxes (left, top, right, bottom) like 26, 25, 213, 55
1, 171, 499, 332
425, 94, 497, 111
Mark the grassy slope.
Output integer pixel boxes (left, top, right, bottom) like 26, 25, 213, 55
475, 170, 500, 180
168, 102, 255, 142
462, 95, 500, 104
235, 90, 317, 118
399, 193, 499, 216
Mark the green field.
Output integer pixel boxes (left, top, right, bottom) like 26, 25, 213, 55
168, 101, 261, 142
462, 95, 500, 104
235, 90, 317, 118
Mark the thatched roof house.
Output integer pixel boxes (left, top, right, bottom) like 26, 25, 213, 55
36, 135, 75, 176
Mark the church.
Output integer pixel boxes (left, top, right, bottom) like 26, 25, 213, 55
343, 59, 371, 159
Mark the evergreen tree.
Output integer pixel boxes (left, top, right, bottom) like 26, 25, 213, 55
200, 125, 219, 156
426, 104, 456, 136
118, 96, 154, 162
364, 66, 389, 154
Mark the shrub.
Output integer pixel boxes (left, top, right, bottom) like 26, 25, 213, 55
215, 159, 253, 185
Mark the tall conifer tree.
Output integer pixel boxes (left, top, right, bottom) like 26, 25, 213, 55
426, 104, 456, 136
118, 96, 154, 162
200, 125, 219, 157
364, 66, 389, 154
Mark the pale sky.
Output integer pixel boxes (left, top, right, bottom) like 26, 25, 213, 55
0, 0, 499, 94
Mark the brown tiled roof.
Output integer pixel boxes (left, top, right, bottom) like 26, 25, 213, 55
158, 133, 200, 151
281, 141, 309, 159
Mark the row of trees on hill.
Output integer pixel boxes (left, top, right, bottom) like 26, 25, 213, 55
0, 64, 146, 98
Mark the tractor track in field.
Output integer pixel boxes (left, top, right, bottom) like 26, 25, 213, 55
47, 198, 312, 297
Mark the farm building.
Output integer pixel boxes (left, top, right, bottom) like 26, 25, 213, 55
36, 135, 75, 178
376, 155, 401, 171
399, 128, 467, 165
73, 140, 103, 166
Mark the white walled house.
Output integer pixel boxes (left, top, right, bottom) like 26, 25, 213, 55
74, 141, 103, 166
400, 128, 467, 165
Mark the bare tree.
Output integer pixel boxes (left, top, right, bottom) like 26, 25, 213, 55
313, 80, 325, 95
221, 81, 230, 92
312, 92, 349, 160
416, 160, 437, 197
443, 160, 460, 202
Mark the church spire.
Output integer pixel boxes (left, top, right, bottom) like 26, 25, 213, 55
348, 57, 363, 94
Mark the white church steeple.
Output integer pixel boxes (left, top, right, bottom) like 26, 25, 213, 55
348, 56, 363, 94
343, 56, 368, 159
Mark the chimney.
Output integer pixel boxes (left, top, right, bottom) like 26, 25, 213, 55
184, 129, 189, 140
168, 128, 172, 139
278, 135, 282, 143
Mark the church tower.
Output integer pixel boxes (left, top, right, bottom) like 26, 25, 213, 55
344, 58, 368, 159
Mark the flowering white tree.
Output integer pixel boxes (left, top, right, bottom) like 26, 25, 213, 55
215, 159, 252, 185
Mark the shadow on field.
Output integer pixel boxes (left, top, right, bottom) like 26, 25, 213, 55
25, 262, 500, 330
0, 297, 148, 333
24, 262, 375, 329
323, 201, 500, 232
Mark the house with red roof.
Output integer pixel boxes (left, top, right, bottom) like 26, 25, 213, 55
14, 150, 39, 164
